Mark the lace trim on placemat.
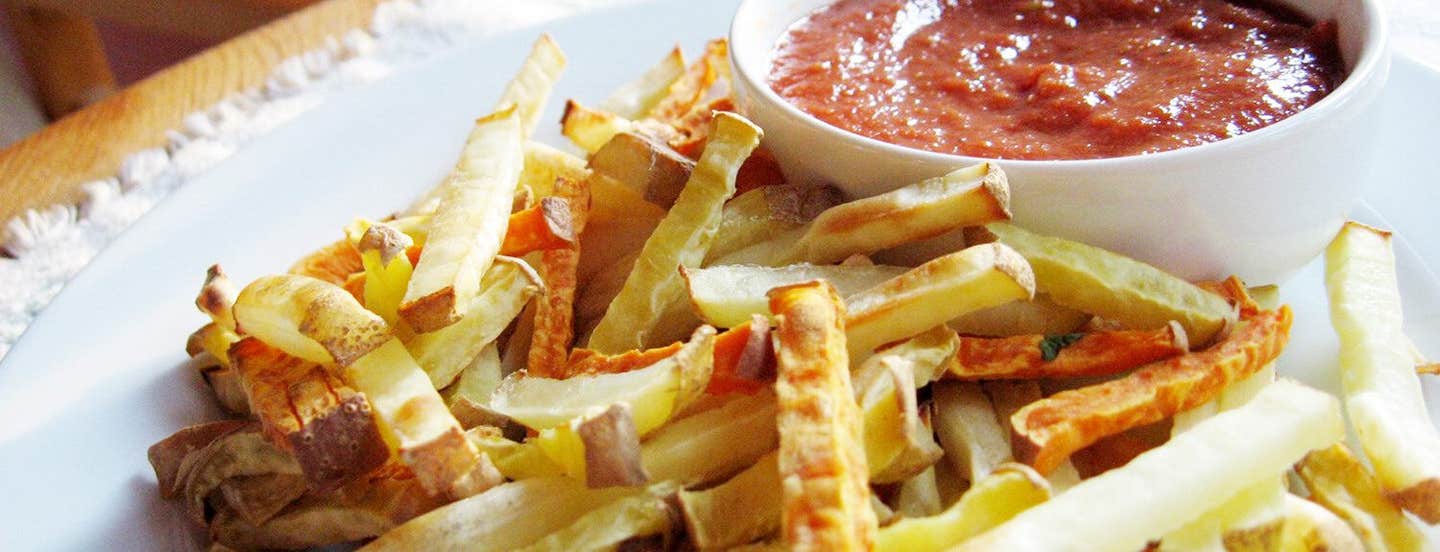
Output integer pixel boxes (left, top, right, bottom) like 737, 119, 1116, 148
0, 0, 637, 361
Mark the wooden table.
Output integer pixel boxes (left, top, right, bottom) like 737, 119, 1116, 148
0, 0, 381, 223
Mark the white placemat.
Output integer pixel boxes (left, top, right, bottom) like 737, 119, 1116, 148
0, 0, 1436, 362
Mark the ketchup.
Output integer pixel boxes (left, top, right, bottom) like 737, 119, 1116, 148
769, 0, 1343, 160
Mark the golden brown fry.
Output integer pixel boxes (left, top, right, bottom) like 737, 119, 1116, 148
769, 281, 876, 552
646, 38, 726, 125
288, 239, 364, 286
528, 177, 592, 377
590, 131, 695, 208
1012, 307, 1292, 474
498, 197, 576, 257
561, 100, 636, 153
948, 322, 1187, 380
1296, 444, 1428, 552
229, 338, 389, 493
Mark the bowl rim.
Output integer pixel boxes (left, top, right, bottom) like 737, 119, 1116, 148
728, 0, 1392, 170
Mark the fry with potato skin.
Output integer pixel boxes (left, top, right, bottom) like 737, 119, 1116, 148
588, 112, 762, 352
289, 239, 364, 286
499, 197, 576, 257
846, 242, 1035, 357
496, 34, 566, 137
1325, 221, 1440, 523
1296, 443, 1427, 552
527, 177, 591, 377
948, 322, 1187, 380
1012, 306, 1292, 475
976, 222, 1234, 348
769, 281, 877, 552
400, 106, 524, 333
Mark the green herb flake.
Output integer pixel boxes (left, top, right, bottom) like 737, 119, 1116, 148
1039, 333, 1085, 362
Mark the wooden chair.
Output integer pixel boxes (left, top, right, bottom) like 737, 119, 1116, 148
2, 0, 318, 120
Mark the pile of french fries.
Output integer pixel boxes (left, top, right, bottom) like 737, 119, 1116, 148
152, 35, 1440, 551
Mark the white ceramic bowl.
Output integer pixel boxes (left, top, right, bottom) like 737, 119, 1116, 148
730, 0, 1390, 284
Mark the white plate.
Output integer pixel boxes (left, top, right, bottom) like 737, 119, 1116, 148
0, 0, 1436, 548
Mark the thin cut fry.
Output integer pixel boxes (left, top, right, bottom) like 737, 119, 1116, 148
770, 281, 877, 552
1325, 221, 1440, 523
977, 222, 1235, 348
786, 163, 1010, 265
845, 243, 1035, 357
406, 256, 542, 389
956, 380, 1342, 552
588, 112, 762, 352
1012, 307, 1290, 474
642, 389, 778, 486
948, 322, 1187, 380
400, 106, 524, 333
876, 464, 1051, 552
682, 263, 906, 328
528, 177, 592, 377
680, 452, 783, 550
646, 38, 725, 125
496, 34, 566, 137
561, 100, 636, 153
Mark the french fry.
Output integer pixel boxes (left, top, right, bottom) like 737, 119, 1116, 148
641, 389, 778, 486
1325, 221, 1440, 523
955, 380, 1342, 552
400, 106, 524, 333
529, 402, 649, 487
876, 464, 1051, 552
515, 482, 679, 552
148, 420, 249, 499
846, 243, 1035, 357
682, 263, 906, 328
590, 131, 695, 208
599, 45, 686, 119
680, 452, 783, 550
704, 182, 843, 265
178, 427, 303, 524
856, 355, 943, 484
947, 294, 1092, 337
646, 38, 726, 125
289, 239, 364, 286
356, 223, 415, 326
216, 473, 308, 527
1012, 307, 1292, 474
520, 140, 591, 201
439, 343, 507, 429
235, 274, 489, 497
499, 198, 576, 256
1296, 444, 1428, 551
197, 264, 239, 331
1279, 494, 1367, 552
212, 501, 396, 551
229, 338, 389, 493
528, 177, 592, 377
1164, 364, 1285, 551
892, 465, 944, 518
577, 173, 666, 282
491, 326, 714, 433
977, 223, 1235, 348
933, 382, 1011, 484
588, 112, 762, 352
786, 163, 1010, 265
496, 34, 565, 137
947, 322, 1187, 380
406, 256, 542, 388
561, 100, 636, 153
982, 381, 1081, 491
769, 281, 877, 552
467, 427, 566, 480
360, 477, 644, 551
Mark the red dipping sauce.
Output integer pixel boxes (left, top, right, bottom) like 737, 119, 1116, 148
769, 0, 1343, 160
